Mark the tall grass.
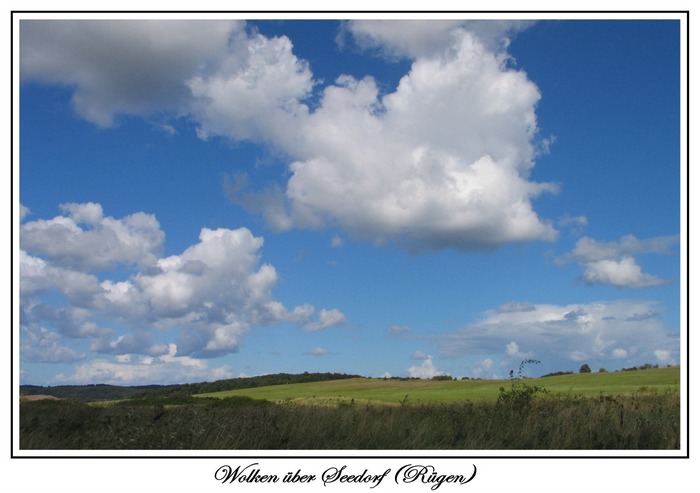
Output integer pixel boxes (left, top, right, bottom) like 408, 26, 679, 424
20, 390, 679, 450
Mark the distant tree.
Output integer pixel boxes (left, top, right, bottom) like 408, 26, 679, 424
579, 364, 592, 373
541, 370, 573, 377
431, 375, 453, 381
598, 368, 607, 373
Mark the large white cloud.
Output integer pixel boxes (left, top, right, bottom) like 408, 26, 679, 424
435, 299, 678, 374
253, 27, 556, 250
20, 203, 346, 376
21, 20, 557, 252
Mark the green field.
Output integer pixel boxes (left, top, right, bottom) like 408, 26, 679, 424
195, 366, 680, 404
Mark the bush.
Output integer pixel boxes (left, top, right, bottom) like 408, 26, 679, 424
498, 360, 548, 410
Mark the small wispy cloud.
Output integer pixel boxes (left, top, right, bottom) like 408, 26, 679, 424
306, 347, 329, 357
388, 324, 412, 334
330, 235, 343, 248
410, 350, 430, 360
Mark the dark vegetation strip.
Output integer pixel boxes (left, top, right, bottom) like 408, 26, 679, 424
20, 390, 680, 450
19, 372, 362, 401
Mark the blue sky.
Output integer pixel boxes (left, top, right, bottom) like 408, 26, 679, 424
17, 16, 684, 386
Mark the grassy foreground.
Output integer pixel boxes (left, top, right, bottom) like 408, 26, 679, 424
20, 391, 680, 450
19, 367, 680, 450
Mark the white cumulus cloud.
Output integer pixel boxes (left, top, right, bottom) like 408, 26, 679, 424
407, 355, 446, 379
188, 29, 314, 146
581, 256, 666, 288
20, 204, 346, 369
470, 358, 495, 378
654, 349, 675, 365
20, 202, 164, 271
304, 308, 346, 332
559, 234, 678, 288
278, 28, 557, 251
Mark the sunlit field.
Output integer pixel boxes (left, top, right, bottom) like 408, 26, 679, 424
194, 366, 680, 405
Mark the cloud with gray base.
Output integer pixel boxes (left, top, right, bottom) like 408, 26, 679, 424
20, 19, 242, 127
435, 299, 678, 374
54, 345, 235, 386
341, 19, 535, 59
558, 234, 678, 288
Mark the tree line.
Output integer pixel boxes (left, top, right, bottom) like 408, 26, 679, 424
20, 372, 361, 402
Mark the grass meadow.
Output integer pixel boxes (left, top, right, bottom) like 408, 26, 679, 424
19, 367, 681, 450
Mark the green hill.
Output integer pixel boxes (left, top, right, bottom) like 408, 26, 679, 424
195, 366, 680, 404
